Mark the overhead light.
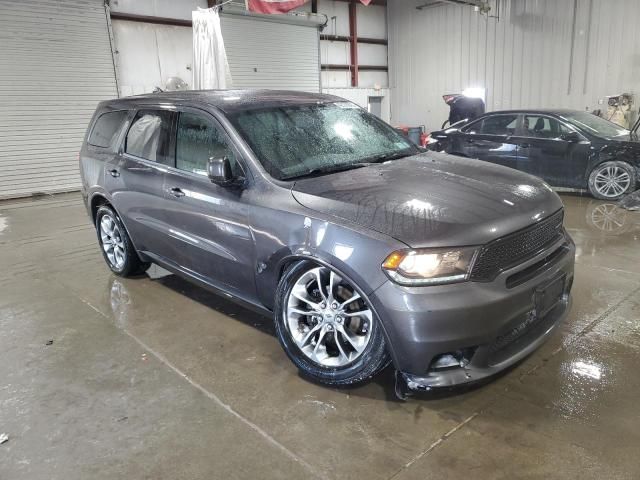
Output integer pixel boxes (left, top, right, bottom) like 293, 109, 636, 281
462, 87, 486, 102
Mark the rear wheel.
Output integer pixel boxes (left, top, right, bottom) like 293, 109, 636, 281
274, 261, 390, 386
588, 161, 636, 200
96, 205, 150, 277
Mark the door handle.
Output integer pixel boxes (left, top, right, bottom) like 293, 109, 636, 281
169, 187, 186, 198
465, 139, 476, 145
108, 169, 120, 178
519, 143, 531, 148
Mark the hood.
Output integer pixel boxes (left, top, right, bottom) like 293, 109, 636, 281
291, 152, 564, 248
606, 134, 640, 144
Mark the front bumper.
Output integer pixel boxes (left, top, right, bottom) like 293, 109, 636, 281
369, 237, 575, 393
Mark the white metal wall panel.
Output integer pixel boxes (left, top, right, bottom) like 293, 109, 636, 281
388, 0, 640, 130
0, 0, 117, 199
221, 15, 320, 92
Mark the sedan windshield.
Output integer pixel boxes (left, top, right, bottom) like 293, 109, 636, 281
561, 111, 629, 138
228, 102, 417, 180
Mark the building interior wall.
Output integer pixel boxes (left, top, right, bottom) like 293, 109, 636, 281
388, 0, 640, 131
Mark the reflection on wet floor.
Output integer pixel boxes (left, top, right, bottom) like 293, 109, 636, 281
1, 192, 640, 479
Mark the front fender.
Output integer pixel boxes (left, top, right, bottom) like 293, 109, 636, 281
251, 210, 405, 312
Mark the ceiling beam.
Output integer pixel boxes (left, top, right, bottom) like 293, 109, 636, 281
331, 0, 387, 6
320, 34, 387, 45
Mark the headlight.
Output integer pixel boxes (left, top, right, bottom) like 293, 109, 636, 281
382, 247, 477, 286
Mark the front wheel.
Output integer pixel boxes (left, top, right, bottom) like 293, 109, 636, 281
274, 261, 390, 386
588, 161, 636, 200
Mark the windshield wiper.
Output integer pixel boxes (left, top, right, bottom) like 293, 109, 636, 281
289, 162, 373, 180
361, 150, 414, 164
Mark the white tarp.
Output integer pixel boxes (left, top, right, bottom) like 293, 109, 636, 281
192, 7, 232, 89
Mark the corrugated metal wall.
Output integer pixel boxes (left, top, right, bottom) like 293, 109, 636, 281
111, 10, 321, 95
0, 0, 118, 199
388, 0, 640, 130
221, 15, 320, 92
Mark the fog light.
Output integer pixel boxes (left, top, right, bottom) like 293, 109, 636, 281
429, 349, 475, 372
432, 354, 460, 369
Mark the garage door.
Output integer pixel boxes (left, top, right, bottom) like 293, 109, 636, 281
0, 0, 118, 199
221, 14, 320, 92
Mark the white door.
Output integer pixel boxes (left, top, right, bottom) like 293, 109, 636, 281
221, 15, 320, 92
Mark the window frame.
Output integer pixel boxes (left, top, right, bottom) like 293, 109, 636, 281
122, 107, 177, 167
516, 113, 583, 141
87, 109, 130, 151
460, 113, 520, 137
169, 106, 249, 184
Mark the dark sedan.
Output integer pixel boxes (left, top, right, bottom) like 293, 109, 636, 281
428, 109, 639, 200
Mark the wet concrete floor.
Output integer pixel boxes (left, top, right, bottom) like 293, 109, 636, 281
0, 193, 639, 479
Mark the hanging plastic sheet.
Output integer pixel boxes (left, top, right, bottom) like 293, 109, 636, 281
192, 7, 232, 90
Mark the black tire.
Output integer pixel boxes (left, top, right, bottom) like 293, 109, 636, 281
588, 161, 636, 200
274, 261, 391, 386
95, 205, 150, 277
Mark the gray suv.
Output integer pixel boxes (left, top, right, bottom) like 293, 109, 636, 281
80, 90, 575, 396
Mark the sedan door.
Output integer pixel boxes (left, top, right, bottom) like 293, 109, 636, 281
511, 114, 591, 188
162, 108, 256, 300
455, 114, 520, 169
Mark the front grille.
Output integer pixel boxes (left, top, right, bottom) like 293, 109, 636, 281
470, 209, 564, 282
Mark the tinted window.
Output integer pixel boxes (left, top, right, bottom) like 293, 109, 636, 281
125, 110, 174, 165
228, 102, 415, 180
522, 115, 571, 139
88, 110, 128, 149
562, 111, 629, 138
473, 115, 518, 135
176, 112, 241, 177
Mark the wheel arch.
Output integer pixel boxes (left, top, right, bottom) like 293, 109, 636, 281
90, 193, 146, 260
90, 193, 110, 224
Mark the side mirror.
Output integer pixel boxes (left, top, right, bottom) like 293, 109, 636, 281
207, 157, 233, 186
561, 131, 581, 143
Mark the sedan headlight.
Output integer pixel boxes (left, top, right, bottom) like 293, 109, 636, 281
382, 247, 477, 286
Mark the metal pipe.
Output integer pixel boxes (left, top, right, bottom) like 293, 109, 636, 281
567, 0, 578, 95
103, 1, 120, 97
582, 0, 593, 95
320, 34, 387, 45
109, 10, 327, 29
349, 1, 358, 87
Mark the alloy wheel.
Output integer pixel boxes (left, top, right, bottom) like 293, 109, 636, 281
99, 214, 126, 270
285, 266, 373, 368
593, 165, 631, 198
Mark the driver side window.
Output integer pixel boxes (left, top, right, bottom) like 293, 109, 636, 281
176, 112, 242, 177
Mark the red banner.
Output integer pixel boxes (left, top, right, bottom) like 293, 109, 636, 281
246, 0, 308, 14
246, 0, 373, 14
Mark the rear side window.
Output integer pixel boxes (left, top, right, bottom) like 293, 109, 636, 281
125, 110, 174, 166
88, 110, 128, 149
522, 115, 572, 139
466, 115, 518, 136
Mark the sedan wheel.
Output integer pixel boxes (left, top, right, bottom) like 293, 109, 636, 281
588, 162, 635, 200
275, 262, 390, 386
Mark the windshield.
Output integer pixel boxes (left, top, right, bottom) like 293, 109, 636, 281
228, 102, 416, 180
561, 111, 629, 138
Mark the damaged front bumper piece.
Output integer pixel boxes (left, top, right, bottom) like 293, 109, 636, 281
394, 294, 572, 400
